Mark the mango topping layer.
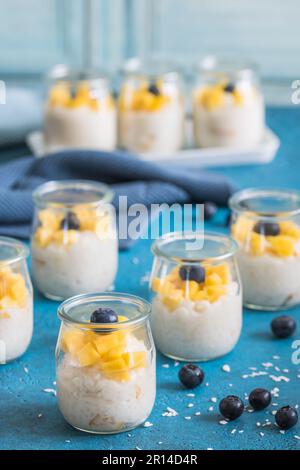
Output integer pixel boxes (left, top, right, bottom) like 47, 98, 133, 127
119, 81, 172, 112
151, 263, 231, 311
34, 205, 110, 248
0, 266, 28, 317
196, 82, 244, 111
232, 216, 300, 257
48, 82, 114, 112
61, 316, 147, 382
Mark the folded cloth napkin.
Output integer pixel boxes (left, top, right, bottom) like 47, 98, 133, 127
0, 150, 234, 249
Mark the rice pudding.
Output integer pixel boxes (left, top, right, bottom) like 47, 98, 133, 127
118, 71, 184, 154
31, 181, 118, 300
0, 238, 33, 363
230, 188, 300, 310
44, 73, 117, 151
56, 293, 156, 434
150, 232, 242, 361
193, 61, 264, 148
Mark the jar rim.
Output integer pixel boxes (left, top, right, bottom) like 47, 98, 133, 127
196, 56, 258, 81
33, 180, 114, 209
121, 57, 182, 81
58, 292, 151, 330
0, 236, 29, 266
151, 231, 238, 263
229, 188, 300, 219
46, 64, 110, 85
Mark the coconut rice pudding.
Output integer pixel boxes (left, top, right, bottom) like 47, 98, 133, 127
0, 237, 33, 363
56, 293, 156, 434
193, 60, 264, 148
150, 232, 242, 361
31, 181, 118, 300
44, 69, 116, 151
118, 66, 184, 154
230, 188, 300, 310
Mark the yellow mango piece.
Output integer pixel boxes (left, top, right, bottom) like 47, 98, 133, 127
186, 281, 199, 299
250, 232, 266, 256
101, 357, 127, 373
93, 332, 121, 356
34, 227, 53, 248
103, 345, 125, 362
38, 209, 61, 231
48, 84, 70, 107
161, 280, 175, 297
123, 351, 147, 369
151, 277, 162, 293
9, 275, 27, 305
280, 221, 300, 239
110, 370, 130, 381
231, 216, 254, 243
194, 290, 209, 302
0, 272, 8, 298
117, 315, 128, 323
267, 235, 295, 257
200, 86, 224, 110
205, 285, 227, 303
61, 328, 89, 354
207, 263, 230, 284
233, 90, 243, 105
162, 289, 183, 311
206, 273, 223, 286
77, 342, 100, 367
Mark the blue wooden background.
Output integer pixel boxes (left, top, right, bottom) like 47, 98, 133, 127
0, 0, 299, 79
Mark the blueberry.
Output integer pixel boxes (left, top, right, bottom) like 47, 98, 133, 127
219, 395, 244, 421
223, 83, 235, 93
148, 83, 160, 96
179, 265, 205, 284
60, 211, 80, 231
253, 221, 280, 236
90, 308, 118, 324
178, 364, 205, 389
275, 406, 298, 430
204, 202, 218, 221
271, 315, 296, 338
249, 388, 272, 411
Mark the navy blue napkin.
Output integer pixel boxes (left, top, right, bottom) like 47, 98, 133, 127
0, 150, 234, 249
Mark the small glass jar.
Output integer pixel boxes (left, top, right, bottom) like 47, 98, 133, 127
230, 188, 300, 311
193, 58, 265, 148
31, 180, 118, 301
44, 66, 117, 151
56, 292, 156, 434
118, 62, 185, 154
0, 237, 33, 363
150, 231, 242, 361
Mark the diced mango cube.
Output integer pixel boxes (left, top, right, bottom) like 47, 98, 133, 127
61, 328, 88, 354
123, 351, 147, 369
267, 235, 295, 257
38, 209, 61, 230
194, 290, 209, 302
77, 342, 100, 367
207, 263, 230, 284
250, 232, 266, 256
205, 285, 227, 302
151, 277, 162, 293
186, 281, 199, 300
231, 216, 254, 243
34, 227, 53, 248
103, 345, 125, 361
206, 273, 223, 286
280, 221, 300, 239
101, 357, 127, 373
161, 281, 174, 296
93, 332, 121, 356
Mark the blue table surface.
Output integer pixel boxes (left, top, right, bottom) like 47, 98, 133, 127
1, 106, 300, 450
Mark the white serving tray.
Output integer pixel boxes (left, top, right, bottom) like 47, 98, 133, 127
27, 127, 280, 168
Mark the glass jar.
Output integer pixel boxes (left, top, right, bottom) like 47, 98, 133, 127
192, 58, 265, 148
56, 292, 156, 434
229, 188, 300, 311
150, 231, 242, 362
31, 180, 118, 301
0, 237, 33, 363
118, 62, 185, 154
44, 66, 117, 151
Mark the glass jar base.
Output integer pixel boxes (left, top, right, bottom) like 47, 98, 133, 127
159, 349, 233, 363
244, 301, 298, 312
65, 418, 149, 435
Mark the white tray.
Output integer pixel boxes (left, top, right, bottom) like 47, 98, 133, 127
27, 127, 280, 168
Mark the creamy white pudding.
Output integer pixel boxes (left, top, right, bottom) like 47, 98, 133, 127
118, 76, 184, 154
31, 181, 118, 301
193, 84, 264, 148
0, 266, 33, 362
56, 294, 156, 434
44, 79, 117, 151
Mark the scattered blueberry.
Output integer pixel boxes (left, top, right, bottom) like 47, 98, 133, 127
90, 308, 118, 324
275, 406, 298, 430
179, 265, 205, 284
271, 315, 296, 339
219, 395, 244, 421
178, 364, 205, 389
204, 202, 218, 221
223, 83, 235, 93
253, 221, 280, 236
60, 211, 80, 231
249, 388, 272, 411
148, 83, 160, 96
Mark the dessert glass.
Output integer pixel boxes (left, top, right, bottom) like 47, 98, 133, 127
56, 292, 156, 434
44, 68, 117, 151
118, 64, 184, 153
230, 188, 300, 310
150, 231, 242, 361
31, 180, 118, 300
0, 237, 33, 363
193, 59, 265, 148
